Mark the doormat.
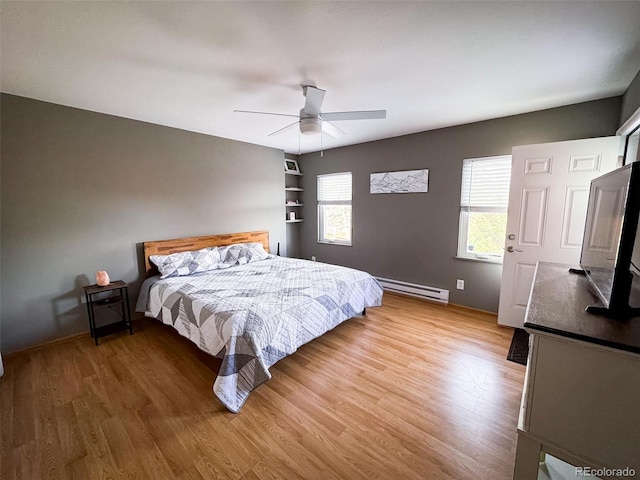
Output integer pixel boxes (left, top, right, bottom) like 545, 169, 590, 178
507, 328, 529, 365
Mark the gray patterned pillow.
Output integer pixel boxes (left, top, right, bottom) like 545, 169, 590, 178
216, 242, 271, 268
150, 247, 221, 278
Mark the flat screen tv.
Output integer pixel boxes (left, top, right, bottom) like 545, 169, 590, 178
579, 161, 640, 319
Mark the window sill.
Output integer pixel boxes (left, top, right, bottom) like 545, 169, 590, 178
455, 255, 503, 265
318, 240, 352, 247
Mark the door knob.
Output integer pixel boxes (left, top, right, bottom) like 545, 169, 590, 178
506, 246, 523, 253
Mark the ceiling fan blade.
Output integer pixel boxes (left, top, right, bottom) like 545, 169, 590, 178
268, 121, 299, 137
303, 86, 326, 117
233, 109, 299, 119
320, 110, 387, 121
322, 121, 346, 138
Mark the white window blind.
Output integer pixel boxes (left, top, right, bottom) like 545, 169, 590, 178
461, 156, 512, 212
458, 155, 512, 262
318, 172, 352, 203
318, 172, 352, 245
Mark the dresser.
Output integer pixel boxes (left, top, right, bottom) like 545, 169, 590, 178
513, 262, 640, 479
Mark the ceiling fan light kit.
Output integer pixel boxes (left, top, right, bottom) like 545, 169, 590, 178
300, 117, 322, 135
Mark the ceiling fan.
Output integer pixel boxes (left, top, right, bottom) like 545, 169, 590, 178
233, 85, 386, 139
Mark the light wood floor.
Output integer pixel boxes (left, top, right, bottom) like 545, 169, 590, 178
1, 293, 525, 480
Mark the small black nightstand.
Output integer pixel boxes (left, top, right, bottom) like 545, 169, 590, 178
83, 280, 133, 345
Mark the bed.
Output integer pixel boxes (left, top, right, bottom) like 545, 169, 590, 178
136, 230, 383, 412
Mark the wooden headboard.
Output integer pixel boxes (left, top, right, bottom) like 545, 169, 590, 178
143, 230, 270, 276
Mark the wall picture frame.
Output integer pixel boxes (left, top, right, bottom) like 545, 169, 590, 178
370, 169, 429, 193
284, 159, 301, 174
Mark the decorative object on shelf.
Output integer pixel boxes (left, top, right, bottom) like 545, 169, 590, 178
370, 169, 429, 194
289, 212, 296, 221
284, 158, 301, 174
96, 270, 110, 286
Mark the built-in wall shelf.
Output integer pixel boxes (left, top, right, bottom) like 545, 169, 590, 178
285, 164, 303, 228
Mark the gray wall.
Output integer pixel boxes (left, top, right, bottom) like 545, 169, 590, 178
297, 97, 622, 313
1, 94, 286, 353
621, 69, 640, 127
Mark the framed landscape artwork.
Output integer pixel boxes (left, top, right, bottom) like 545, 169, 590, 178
370, 169, 429, 194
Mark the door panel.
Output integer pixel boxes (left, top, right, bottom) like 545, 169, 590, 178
560, 186, 590, 249
518, 187, 548, 247
569, 153, 600, 172
513, 263, 537, 308
525, 157, 552, 174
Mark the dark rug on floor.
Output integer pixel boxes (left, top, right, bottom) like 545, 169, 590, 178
507, 328, 529, 365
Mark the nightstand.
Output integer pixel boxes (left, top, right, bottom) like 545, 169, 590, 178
83, 280, 133, 345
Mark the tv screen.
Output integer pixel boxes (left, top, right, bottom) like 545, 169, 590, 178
580, 162, 640, 317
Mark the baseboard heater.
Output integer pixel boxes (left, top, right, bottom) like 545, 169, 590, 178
376, 277, 449, 304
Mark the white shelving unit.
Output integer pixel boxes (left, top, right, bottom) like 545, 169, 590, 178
285, 171, 304, 224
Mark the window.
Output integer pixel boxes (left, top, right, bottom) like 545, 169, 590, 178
318, 172, 352, 245
458, 155, 512, 262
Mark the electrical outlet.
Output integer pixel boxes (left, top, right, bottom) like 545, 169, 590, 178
311, 256, 316, 262
456, 279, 464, 290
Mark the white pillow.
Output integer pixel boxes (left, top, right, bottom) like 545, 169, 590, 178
216, 242, 270, 267
150, 247, 221, 278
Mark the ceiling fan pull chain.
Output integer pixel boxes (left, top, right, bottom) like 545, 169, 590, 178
298, 128, 301, 156
321, 128, 324, 157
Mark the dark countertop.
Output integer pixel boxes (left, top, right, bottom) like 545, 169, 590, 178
524, 262, 640, 354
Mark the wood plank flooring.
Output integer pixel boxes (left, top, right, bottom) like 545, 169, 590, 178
1, 293, 525, 480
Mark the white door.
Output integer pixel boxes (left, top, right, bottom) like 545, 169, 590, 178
497, 136, 622, 328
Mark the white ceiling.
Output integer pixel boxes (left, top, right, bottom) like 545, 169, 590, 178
2, 1, 640, 155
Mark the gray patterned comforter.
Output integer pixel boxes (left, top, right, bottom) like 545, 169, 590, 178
139, 257, 383, 412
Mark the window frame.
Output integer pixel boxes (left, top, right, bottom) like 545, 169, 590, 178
317, 171, 353, 246
456, 155, 512, 263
